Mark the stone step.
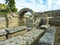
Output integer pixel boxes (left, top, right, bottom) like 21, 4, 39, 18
0, 29, 7, 41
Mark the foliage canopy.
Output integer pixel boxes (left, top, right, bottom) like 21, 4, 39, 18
5, 0, 17, 12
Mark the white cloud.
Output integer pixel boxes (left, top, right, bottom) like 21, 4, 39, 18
0, 0, 60, 12
16, 0, 60, 12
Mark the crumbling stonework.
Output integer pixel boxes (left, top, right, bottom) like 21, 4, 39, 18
18, 8, 33, 17
0, 29, 45, 45
0, 26, 27, 41
0, 13, 19, 29
6, 13, 19, 28
18, 8, 34, 26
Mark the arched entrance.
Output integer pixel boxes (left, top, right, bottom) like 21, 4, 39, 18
18, 8, 33, 17
18, 8, 34, 26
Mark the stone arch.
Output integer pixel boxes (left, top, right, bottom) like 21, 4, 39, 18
18, 8, 34, 26
18, 8, 34, 17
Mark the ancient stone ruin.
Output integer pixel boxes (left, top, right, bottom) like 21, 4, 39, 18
0, 8, 56, 45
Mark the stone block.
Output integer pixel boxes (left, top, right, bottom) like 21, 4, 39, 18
26, 18, 33, 26
0, 29, 7, 41
39, 26, 56, 45
24, 29, 45, 41
0, 17, 6, 29
39, 25, 50, 30
0, 36, 6, 41
8, 17, 19, 28
8, 29, 27, 38
6, 27, 27, 38
19, 18, 26, 26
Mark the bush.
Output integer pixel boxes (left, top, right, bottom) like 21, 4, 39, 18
11, 8, 17, 12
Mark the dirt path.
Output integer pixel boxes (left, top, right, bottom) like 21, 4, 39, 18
54, 27, 60, 45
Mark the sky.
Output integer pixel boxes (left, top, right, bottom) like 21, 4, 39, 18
0, 0, 60, 12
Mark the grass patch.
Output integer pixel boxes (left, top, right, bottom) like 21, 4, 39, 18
0, 12, 7, 17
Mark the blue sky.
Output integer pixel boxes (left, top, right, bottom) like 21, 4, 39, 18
0, 0, 60, 12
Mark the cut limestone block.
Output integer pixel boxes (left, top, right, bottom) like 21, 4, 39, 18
8, 29, 27, 38
39, 25, 50, 30
0, 36, 6, 41
6, 26, 27, 38
0, 17, 6, 29
7, 14, 19, 28
39, 26, 56, 45
0, 29, 7, 41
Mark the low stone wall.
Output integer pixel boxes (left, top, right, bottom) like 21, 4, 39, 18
0, 29, 45, 45
6, 26, 27, 39
0, 26, 27, 41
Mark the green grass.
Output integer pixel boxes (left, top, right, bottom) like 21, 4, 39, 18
0, 12, 7, 17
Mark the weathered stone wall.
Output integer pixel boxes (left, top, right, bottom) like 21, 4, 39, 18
0, 26, 27, 41
49, 13, 60, 26
8, 17, 19, 28
0, 29, 45, 45
44, 10, 60, 26
0, 17, 6, 29
6, 13, 19, 28
19, 17, 26, 26
34, 11, 60, 26
49, 18, 60, 26
0, 13, 19, 29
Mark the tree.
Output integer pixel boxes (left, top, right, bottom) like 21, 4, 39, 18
5, 0, 17, 12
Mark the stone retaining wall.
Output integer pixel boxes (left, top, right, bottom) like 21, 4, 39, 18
0, 29, 45, 45
0, 26, 27, 41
